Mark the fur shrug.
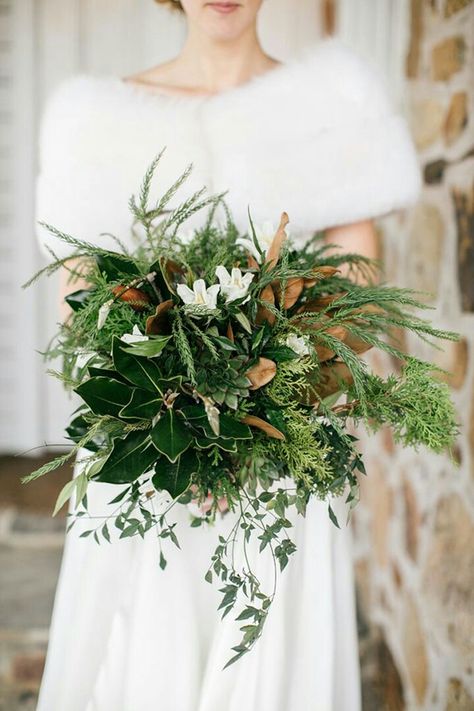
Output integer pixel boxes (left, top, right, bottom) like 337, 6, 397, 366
36, 38, 421, 259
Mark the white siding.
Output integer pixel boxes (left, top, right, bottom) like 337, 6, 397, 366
337, 0, 410, 108
0, 0, 41, 451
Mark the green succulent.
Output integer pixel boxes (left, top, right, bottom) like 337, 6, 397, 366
196, 353, 251, 410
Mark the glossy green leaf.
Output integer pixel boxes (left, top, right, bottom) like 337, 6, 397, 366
87, 366, 128, 384
181, 407, 251, 441
261, 345, 298, 362
152, 448, 198, 498
65, 288, 95, 312
75, 377, 133, 417
195, 436, 237, 453
112, 337, 165, 392
120, 336, 171, 358
119, 389, 162, 420
150, 409, 193, 463
94, 430, 158, 484
95, 253, 141, 281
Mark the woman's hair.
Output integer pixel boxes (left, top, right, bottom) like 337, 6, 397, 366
154, 0, 184, 11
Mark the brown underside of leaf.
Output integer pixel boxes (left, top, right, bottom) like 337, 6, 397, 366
341, 331, 374, 355
145, 299, 174, 335
240, 415, 286, 440
226, 321, 235, 343
297, 291, 349, 314
111, 285, 151, 312
274, 277, 304, 309
246, 357, 277, 390
256, 285, 276, 325
265, 212, 289, 269
297, 361, 354, 405
247, 254, 260, 270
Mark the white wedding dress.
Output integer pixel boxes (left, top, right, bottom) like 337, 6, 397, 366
35, 38, 421, 711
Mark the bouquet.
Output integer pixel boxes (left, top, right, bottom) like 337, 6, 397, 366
24, 152, 459, 668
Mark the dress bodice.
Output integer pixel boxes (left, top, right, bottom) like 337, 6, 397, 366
35, 38, 421, 259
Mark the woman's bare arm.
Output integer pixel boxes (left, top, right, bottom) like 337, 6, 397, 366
58, 259, 90, 323
323, 219, 380, 282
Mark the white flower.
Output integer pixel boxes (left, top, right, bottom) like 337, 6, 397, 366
236, 220, 290, 263
120, 325, 149, 344
97, 299, 113, 330
214, 265, 254, 303
286, 333, 311, 357
176, 279, 220, 310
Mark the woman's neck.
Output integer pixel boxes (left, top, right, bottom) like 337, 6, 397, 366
177, 27, 277, 93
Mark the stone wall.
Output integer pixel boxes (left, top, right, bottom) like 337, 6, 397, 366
350, 1, 474, 709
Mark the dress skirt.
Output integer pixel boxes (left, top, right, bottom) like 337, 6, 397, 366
36, 449, 361, 711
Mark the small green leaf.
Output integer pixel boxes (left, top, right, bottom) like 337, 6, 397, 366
234, 311, 252, 334
52, 478, 76, 517
328, 502, 341, 529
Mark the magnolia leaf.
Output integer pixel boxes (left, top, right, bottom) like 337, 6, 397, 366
240, 415, 285, 440
120, 335, 171, 358
152, 449, 198, 499
303, 265, 340, 287
182, 406, 252, 441
119, 389, 162, 420
65, 288, 95, 312
87, 366, 128, 384
95, 431, 158, 484
150, 409, 193, 463
75, 377, 133, 418
145, 299, 174, 335
246, 357, 277, 390
112, 337, 165, 392
96, 253, 140, 280
111, 285, 151, 311
275, 277, 304, 309
195, 436, 238, 452
256, 285, 276, 326
265, 211, 289, 269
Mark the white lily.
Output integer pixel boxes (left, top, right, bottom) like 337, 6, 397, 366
215, 265, 254, 304
120, 325, 149, 344
236, 220, 290, 263
286, 333, 311, 357
176, 279, 220, 310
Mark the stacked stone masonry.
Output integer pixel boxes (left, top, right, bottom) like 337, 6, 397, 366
351, 1, 474, 710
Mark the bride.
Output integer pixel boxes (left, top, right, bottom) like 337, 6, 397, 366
35, 1, 421, 709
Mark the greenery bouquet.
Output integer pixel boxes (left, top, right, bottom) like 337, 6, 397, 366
24, 152, 459, 667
